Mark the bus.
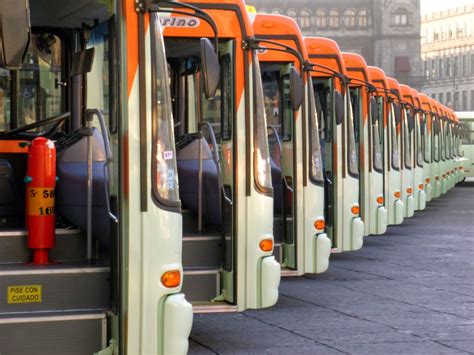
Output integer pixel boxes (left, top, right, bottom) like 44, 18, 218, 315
390, 82, 414, 218
419, 93, 434, 202
404, 87, 426, 211
0, 0, 195, 353
342, 54, 387, 236
252, 14, 331, 276
305, 38, 365, 252
161, 0, 281, 311
369, 67, 405, 225
457, 111, 473, 179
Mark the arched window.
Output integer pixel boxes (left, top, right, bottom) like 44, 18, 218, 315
344, 9, 356, 28
328, 9, 340, 28
299, 9, 312, 30
288, 8, 297, 19
358, 9, 370, 27
315, 9, 327, 28
259, 8, 268, 14
271, 8, 283, 15
393, 8, 408, 26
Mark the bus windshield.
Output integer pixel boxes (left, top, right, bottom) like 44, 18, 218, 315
390, 103, 400, 170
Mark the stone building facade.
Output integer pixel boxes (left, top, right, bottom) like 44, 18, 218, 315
421, 5, 474, 111
249, 0, 423, 88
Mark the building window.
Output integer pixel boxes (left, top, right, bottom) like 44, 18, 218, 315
344, 9, 356, 28
431, 94, 436, 100
439, 58, 443, 78
439, 93, 444, 104
328, 9, 340, 28
315, 9, 327, 28
392, 8, 408, 26
471, 54, 474, 75
431, 59, 436, 78
299, 9, 312, 30
462, 54, 468, 76
454, 91, 459, 110
471, 91, 474, 110
446, 57, 451, 77
462, 91, 468, 110
271, 8, 283, 15
447, 92, 452, 107
288, 8, 297, 19
454, 56, 459, 76
424, 60, 429, 79
358, 9, 370, 27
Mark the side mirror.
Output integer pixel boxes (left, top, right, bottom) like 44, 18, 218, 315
289, 67, 304, 111
370, 97, 379, 125
200, 38, 220, 99
394, 103, 401, 125
0, 0, 30, 69
334, 90, 344, 125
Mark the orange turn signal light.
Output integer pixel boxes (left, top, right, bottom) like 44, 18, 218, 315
435, 176, 439, 181
394, 191, 401, 199
407, 187, 413, 195
376, 196, 384, 205
161, 270, 181, 288
425, 178, 430, 184
314, 219, 325, 230
351, 205, 360, 215
460, 166, 464, 170
418, 184, 424, 190
259, 239, 274, 252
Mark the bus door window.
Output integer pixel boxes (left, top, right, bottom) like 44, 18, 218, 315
404, 107, 412, 169
261, 64, 294, 246
390, 102, 400, 170
347, 88, 359, 177
372, 96, 383, 173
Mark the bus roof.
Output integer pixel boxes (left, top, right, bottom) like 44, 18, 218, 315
399, 84, 415, 108
368, 66, 388, 98
342, 52, 372, 86
304, 37, 347, 77
386, 77, 401, 102
162, 0, 255, 39
411, 88, 422, 110
252, 13, 308, 63
419, 93, 433, 113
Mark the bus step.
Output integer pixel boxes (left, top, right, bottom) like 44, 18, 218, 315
273, 243, 283, 264
0, 228, 89, 264
0, 311, 107, 354
0, 263, 110, 315
183, 232, 222, 268
182, 267, 220, 303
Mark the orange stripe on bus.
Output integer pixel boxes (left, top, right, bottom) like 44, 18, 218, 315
0, 141, 28, 154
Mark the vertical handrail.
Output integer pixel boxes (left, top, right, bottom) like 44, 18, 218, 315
198, 121, 232, 205
85, 112, 94, 261
198, 132, 203, 233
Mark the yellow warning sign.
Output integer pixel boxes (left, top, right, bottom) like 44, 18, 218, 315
27, 188, 55, 216
7, 285, 42, 304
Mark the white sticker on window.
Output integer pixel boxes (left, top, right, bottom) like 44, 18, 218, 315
167, 169, 175, 190
163, 150, 173, 160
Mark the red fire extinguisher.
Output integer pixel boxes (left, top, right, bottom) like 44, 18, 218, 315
24, 137, 57, 264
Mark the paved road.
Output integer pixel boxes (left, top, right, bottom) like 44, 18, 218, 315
189, 181, 474, 354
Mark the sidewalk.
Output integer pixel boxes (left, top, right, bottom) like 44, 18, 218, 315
189, 181, 474, 354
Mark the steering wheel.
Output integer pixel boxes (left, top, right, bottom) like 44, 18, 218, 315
5, 112, 70, 139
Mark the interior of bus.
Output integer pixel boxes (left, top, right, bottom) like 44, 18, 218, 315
0, 1, 115, 352
165, 37, 235, 304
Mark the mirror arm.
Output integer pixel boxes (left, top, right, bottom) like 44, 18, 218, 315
143, 0, 219, 52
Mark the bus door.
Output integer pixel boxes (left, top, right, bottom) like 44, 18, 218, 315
348, 87, 363, 221
262, 63, 296, 269
312, 78, 336, 246
386, 99, 403, 224
166, 37, 235, 304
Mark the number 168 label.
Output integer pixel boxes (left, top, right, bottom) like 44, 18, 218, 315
27, 188, 55, 216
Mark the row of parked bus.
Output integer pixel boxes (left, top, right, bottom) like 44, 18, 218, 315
0, 0, 467, 354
